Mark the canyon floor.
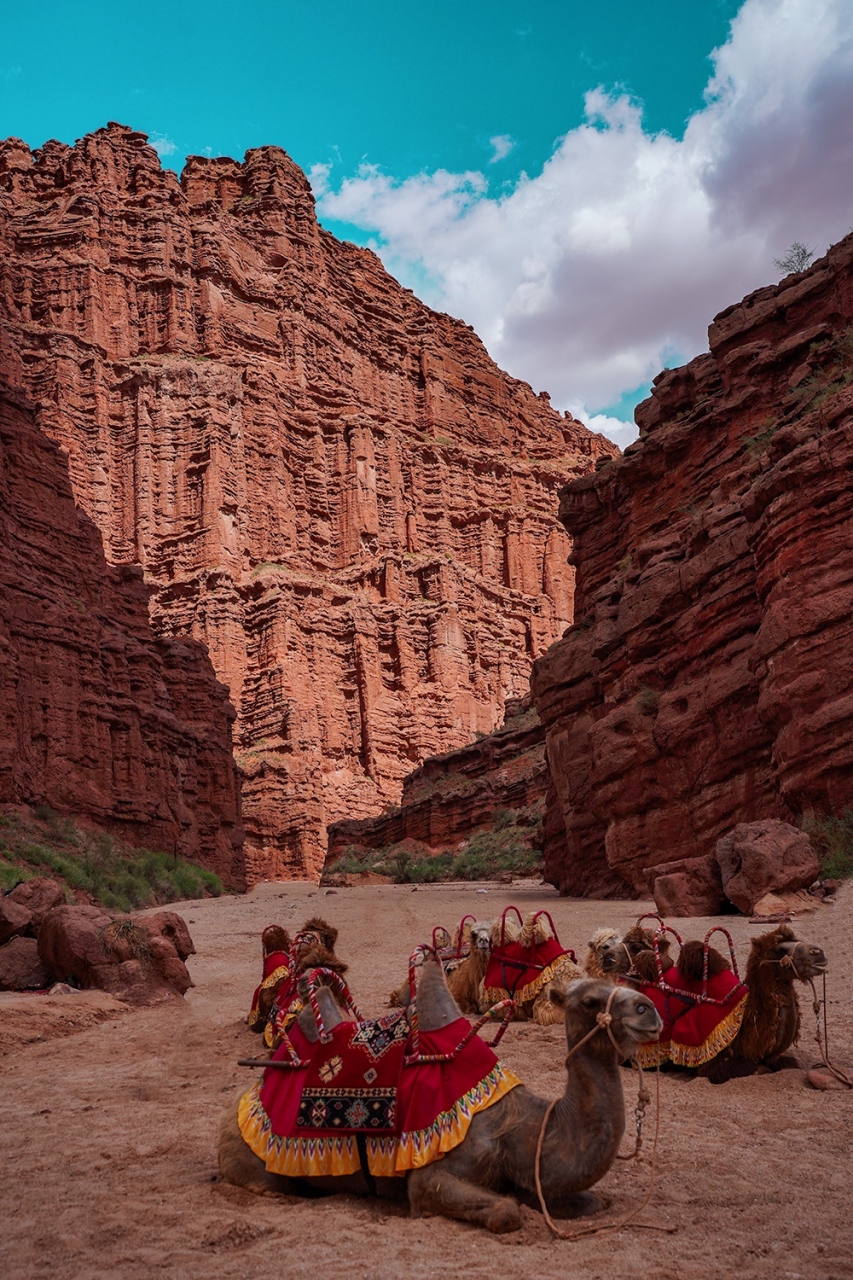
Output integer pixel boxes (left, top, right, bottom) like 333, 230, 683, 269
1, 881, 851, 1280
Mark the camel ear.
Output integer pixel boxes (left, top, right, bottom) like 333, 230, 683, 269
548, 986, 568, 1009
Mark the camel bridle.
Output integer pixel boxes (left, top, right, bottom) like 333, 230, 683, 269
534, 987, 674, 1243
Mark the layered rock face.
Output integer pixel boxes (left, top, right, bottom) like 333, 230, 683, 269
0, 383, 244, 885
0, 123, 613, 880
327, 695, 546, 859
532, 236, 853, 896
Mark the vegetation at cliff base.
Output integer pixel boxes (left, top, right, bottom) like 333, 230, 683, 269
0, 806, 223, 911
323, 803, 544, 885
803, 807, 853, 881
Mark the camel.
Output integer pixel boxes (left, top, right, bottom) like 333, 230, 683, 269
446, 920, 492, 1014
481, 911, 584, 1025
218, 961, 663, 1232
248, 917, 349, 1046
387, 920, 474, 1009
582, 927, 622, 980
602, 923, 827, 1081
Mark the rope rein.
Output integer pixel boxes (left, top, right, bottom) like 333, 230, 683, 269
533, 989, 675, 1241
808, 972, 853, 1088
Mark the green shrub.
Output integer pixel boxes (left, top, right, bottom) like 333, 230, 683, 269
803, 808, 853, 880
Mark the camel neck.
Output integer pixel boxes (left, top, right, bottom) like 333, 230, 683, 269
540, 1042, 626, 1194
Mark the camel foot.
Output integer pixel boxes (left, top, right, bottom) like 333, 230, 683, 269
547, 1191, 605, 1219
484, 1200, 524, 1233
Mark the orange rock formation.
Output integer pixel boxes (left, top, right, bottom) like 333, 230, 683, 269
0, 123, 614, 880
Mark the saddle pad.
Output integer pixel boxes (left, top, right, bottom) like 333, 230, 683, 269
483, 937, 570, 1004
247, 951, 292, 1030
633, 967, 748, 1068
260, 1013, 409, 1137
238, 1013, 521, 1179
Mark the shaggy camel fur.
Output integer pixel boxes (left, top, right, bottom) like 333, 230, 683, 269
218, 964, 663, 1232
582, 927, 621, 980
253, 917, 349, 1041
446, 920, 492, 1014
610, 924, 827, 1081
514, 914, 584, 1026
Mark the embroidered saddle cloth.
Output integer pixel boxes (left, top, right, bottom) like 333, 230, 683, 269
482, 936, 571, 1005
247, 951, 292, 1031
238, 1012, 521, 1179
632, 967, 748, 1068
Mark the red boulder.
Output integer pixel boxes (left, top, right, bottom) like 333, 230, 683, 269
715, 820, 821, 915
645, 855, 727, 917
0, 936, 52, 990
7, 877, 65, 932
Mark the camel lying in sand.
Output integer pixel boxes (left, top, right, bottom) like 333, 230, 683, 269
602, 923, 827, 1081
219, 961, 663, 1232
247, 917, 349, 1046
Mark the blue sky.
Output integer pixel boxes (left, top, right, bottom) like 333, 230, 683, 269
3, 0, 852, 445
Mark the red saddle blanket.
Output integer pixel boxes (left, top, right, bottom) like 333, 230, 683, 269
631, 967, 748, 1068
483, 937, 571, 1005
247, 951, 292, 1030
238, 1012, 521, 1179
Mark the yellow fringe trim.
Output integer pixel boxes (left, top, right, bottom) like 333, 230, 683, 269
668, 994, 748, 1068
635, 1039, 671, 1069
237, 1062, 522, 1179
482, 955, 571, 1007
247, 965, 290, 1029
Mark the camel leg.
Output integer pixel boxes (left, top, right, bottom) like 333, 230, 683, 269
407, 1165, 523, 1234
217, 1094, 302, 1197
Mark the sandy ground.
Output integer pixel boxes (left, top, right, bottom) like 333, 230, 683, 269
1, 879, 851, 1280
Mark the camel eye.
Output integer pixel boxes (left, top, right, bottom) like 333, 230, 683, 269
582, 996, 598, 1010
636, 1003, 647, 1014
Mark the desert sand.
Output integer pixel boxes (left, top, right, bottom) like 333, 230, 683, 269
1, 880, 851, 1280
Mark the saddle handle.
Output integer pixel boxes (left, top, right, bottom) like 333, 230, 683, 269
404, 998, 516, 1065
453, 914, 477, 959
702, 925, 740, 995
651, 924, 683, 982
498, 905, 524, 948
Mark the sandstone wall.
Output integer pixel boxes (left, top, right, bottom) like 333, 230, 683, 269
327, 697, 546, 858
0, 123, 613, 879
0, 382, 244, 885
532, 236, 853, 896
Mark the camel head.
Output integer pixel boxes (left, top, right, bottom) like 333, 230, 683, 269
261, 924, 291, 957
598, 925, 672, 978
549, 979, 663, 1060
292, 916, 348, 979
752, 924, 827, 980
469, 921, 492, 955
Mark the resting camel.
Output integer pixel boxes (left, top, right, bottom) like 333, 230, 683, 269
248, 917, 349, 1045
602, 923, 827, 1081
219, 962, 663, 1232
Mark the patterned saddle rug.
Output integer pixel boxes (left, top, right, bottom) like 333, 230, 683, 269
238, 1011, 520, 1179
632, 967, 748, 1068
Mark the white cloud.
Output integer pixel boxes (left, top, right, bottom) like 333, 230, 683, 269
308, 162, 331, 197
149, 132, 177, 158
489, 134, 515, 163
316, 0, 853, 447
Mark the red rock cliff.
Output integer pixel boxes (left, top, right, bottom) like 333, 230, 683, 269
0, 123, 614, 881
532, 235, 853, 897
0, 381, 244, 885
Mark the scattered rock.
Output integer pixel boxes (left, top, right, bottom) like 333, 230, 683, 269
0, 936, 52, 990
805, 1068, 853, 1091
37, 904, 196, 1005
645, 855, 727, 917
0, 897, 32, 946
716, 821, 821, 915
750, 889, 817, 918
7, 877, 65, 931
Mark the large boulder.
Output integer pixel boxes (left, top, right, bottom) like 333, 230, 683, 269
7, 877, 65, 932
0, 936, 52, 990
715, 820, 821, 915
0, 896, 32, 945
37, 904, 195, 1005
645, 855, 727, 917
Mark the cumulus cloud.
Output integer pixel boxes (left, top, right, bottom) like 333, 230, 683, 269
489, 134, 515, 163
316, 0, 853, 445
